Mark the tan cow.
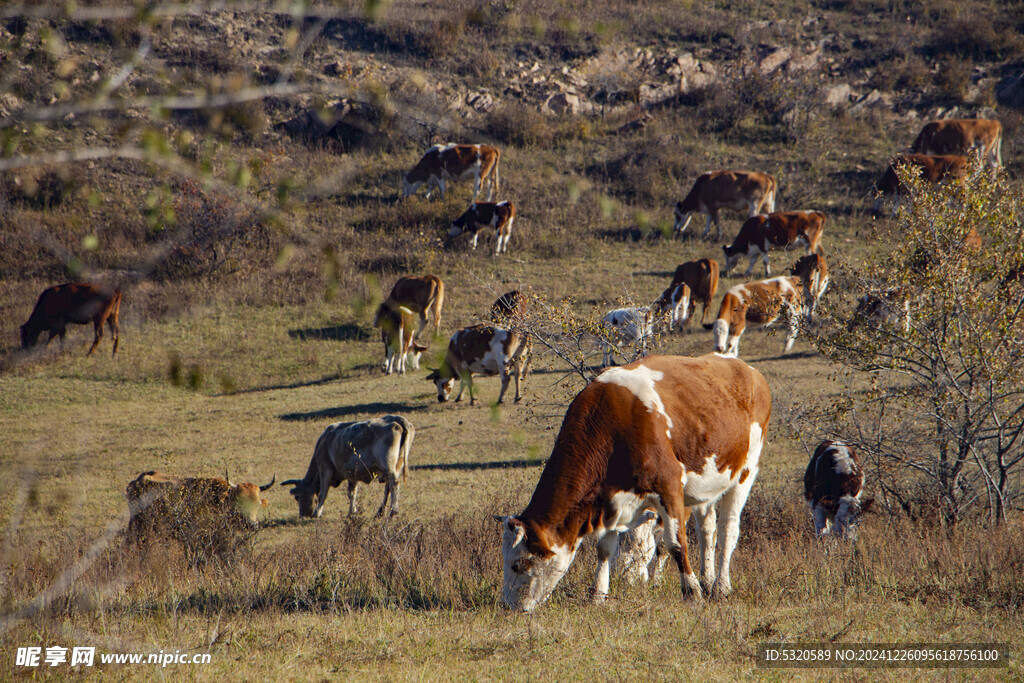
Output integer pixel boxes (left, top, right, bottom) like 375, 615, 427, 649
910, 118, 1002, 170
706, 277, 804, 357
497, 354, 772, 611
789, 252, 830, 323
872, 153, 970, 215
722, 211, 825, 277
373, 302, 428, 375
673, 171, 777, 241
448, 201, 516, 254
402, 143, 500, 200
383, 275, 444, 339
426, 324, 530, 405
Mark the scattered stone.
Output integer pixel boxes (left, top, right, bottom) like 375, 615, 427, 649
822, 83, 852, 107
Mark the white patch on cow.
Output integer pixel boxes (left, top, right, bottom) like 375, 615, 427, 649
746, 422, 764, 471
607, 490, 659, 531
830, 443, 855, 475
474, 330, 508, 374
678, 461, 688, 487
597, 364, 674, 438
497, 200, 508, 207
683, 454, 734, 506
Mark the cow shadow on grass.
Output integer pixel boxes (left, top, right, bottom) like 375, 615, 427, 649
289, 323, 370, 343
279, 401, 428, 422
755, 350, 820, 362
411, 459, 545, 472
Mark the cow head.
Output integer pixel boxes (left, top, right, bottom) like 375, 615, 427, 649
448, 214, 467, 238
280, 479, 320, 518
425, 369, 455, 402
712, 319, 733, 356
231, 475, 274, 525
721, 245, 741, 277
20, 322, 40, 349
672, 202, 692, 235
496, 516, 577, 613
401, 173, 419, 199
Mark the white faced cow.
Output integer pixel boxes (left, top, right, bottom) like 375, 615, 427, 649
281, 415, 414, 519
426, 324, 530, 405
722, 211, 825, 277
373, 302, 428, 375
706, 277, 804, 357
448, 201, 516, 255
789, 252, 830, 323
804, 440, 872, 540
383, 275, 445, 339
601, 307, 657, 366
910, 118, 1002, 170
497, 354, 772, 612
402, 143, 500, 200
673, 171, 777, 241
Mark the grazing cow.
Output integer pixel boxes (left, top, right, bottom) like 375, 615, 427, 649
664, 258, 720, 327
383, 275, 445, 338
402, 143, 500, 200
651, 282, 692, 333
373, 302, 428, 375
281, 415, 414, 519
789, 253, 830, 323
706, 277, 804, 357
673, 171, 777, 241
20, 282, 122, 356
601, 307, 657, 366
497, 354, 772, 612
722, 211, 826, 277
805, 440, 872, 540
910, 118, 1002, 170
125, 471, 276, 541
872, 153, 969, 215
489, 290, 528, 325
426, 324, 530, 405
852, 289, 911, 334
449, 201, 516, 255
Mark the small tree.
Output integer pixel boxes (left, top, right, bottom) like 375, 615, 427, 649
814, 162, 1024, 525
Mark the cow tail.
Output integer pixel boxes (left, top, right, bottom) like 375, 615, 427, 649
432, 279, 445, 335
768, 175, 778, 213
399, 420, 414, 483
493, 150, 500, 197
111, 289, 123, 318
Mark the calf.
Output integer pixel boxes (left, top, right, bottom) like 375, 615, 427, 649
872, 153, 969, 216
426, 324, 530, 405
21, 282, 122, 356
910, 118, 1002, 170
804, 440, 872, 540
706, 277, 804, 357
665, 258, 720, 326
373, 302, 428, 375
789, 253, 830, 323
449, 201, 516, 255
497, 354, 772, 611
402, 143, 500, 200
383, 275, 444, 339
723, 211, 825, 277
651, 282, 692, 333
673, 170, 777, 241
601, 306, 656, 366
281, 415, 414, 518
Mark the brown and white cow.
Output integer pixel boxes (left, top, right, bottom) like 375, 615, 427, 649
373, 302, 428, 375
651, 282, 692, 333
383, 275, 445, 339
448, 201, 516, 255
673, 171, 777, 241
910, 118, 1002, 170
705, 277, 804, 357
281, 415, 414, 519
21, 282, 122, 356
872, 153, 970, 215
664, 258, 720, 327
722, 211, 825, 277
402, 143, 500, 200
804, 440, 872, 540
426, 324, 530, 405
497, 354, 772, 611
789, 252, 830, 323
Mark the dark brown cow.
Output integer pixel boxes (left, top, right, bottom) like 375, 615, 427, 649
872, 153, 970, 215
804, 440, 872, 540
706, 277, 804, 357
910, 118, 1002, 170
497, 354, 772, 611
426, 324, 530, 405
489, 290, 528, 325
20, 282, 122, 357
789, 253, 830, 323
448, 201, 516, 254
402, 143, 500, 200
722, 211, 825, 277
373, 302, 428, 375
673, 171, 777, 241
383, 275, 445, 338
663, 258, 720, 327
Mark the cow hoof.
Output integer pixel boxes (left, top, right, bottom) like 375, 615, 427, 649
681, 575, 704, 602
590, 591, 609, 605
710, 581, 732, 600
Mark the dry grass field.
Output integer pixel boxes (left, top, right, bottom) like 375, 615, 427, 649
1, 1, 1024, 679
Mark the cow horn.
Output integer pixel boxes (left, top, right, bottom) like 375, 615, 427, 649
259, 474, 276, 492
280, 478, 302, 487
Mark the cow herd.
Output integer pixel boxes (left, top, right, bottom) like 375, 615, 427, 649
15, 115, 998, 612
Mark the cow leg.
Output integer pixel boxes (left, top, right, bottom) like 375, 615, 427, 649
712, 463, 760, 599
784, 306, 799, 351
346, 480, 358, 516
376, 475, 398, 517
108, 314, 119, 357
654, 500, 700, 599
762, 252, 771, 277
701, 213, 714, 240
691, 502, 718, 594
592, 531, 620, 604
727, 334, 741, 358
811, 504, 830, 536
497, 365, 511, 404
472, 231, 480, 250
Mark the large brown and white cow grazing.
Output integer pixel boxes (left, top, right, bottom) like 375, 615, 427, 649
426, 324, 530, 405
383, 275, 445, 339
910, 118, 1002, 170
673, 171, 777, 241
373, 302, 428, 375
705, 277, 804, 357
664, 258, 720, 327
804, 440, 872, 540
281, 415, 414, 519
872, 153, 970, 215
722, 211, 825, 277
449, 201, 516, 255
651, 282, 692, 333
497, 354, 772, 612
125, 471, 276, 542
402, 143, 500, 200
789, 252, 830, 323
21, 282, 122, 356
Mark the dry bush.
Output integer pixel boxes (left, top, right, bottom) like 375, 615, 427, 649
485, 102, 556, 148
0, 168, 79, 209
